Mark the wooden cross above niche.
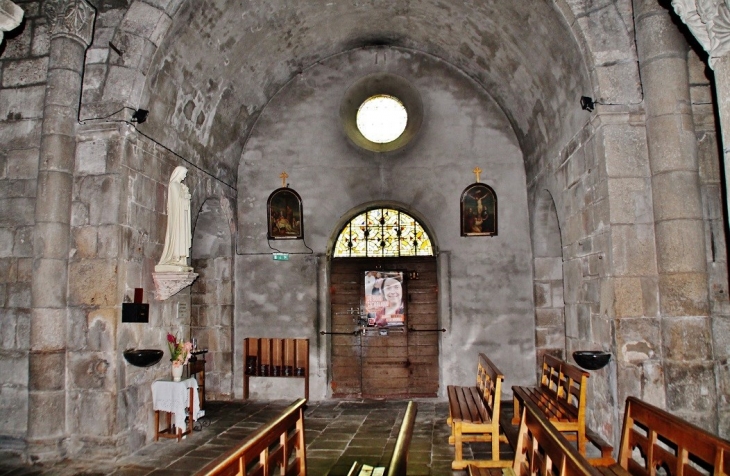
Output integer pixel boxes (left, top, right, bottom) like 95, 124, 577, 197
473, 166, 482, 183
279, 171, 288, 187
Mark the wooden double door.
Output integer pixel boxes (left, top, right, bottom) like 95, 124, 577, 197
330, 257, 439, 398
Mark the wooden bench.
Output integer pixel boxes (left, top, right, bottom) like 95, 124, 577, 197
595, 396, 730, 476
195, 398, 307, 476
447, 353, 509, 470
469, 396, 603, 476
347, 401, 418, 476
512, 354, 613, 465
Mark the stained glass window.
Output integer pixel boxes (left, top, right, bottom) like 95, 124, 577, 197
333, 208, 434, 257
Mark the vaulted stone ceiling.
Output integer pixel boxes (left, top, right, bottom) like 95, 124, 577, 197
139, 0, 592, 182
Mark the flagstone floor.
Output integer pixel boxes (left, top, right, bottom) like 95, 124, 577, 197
0, 399, 515, 476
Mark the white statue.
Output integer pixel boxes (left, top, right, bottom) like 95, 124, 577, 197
155, 166, 193, 272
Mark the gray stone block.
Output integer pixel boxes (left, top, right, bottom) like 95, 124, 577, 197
611, 223, 658, 276
0, 85, 45, 120
600, 124, 650, 179
30, 259, 67, 308
0, 386, 28, 434
7, 282, 30, 308
68, 352, 114, 392
0, 117, 42, 150
1, 58, 48, 87
0, 229, 13, 257
28, 352, 64, 391
27, 390, 65, 437
33, 221, 70, 260
652, 172, 703, 222
68, 259, 118, 307
607, 177, 653, 224
31, 22, 50, 57
75, 139, 108, 176
48, 38, 86, 72
0, 198, 35, 226
119, 2, 170, 46
615, 317, 662, 363
665, 362, 716, 414
662, 316, 712, 361
5, 147, 39, 180
654, 220, 706, 274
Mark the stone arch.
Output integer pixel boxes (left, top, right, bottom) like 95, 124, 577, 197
531, 189, 566, 365
190, 197, 235, 400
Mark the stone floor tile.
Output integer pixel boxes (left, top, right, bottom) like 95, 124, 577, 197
0, 398, 476, 476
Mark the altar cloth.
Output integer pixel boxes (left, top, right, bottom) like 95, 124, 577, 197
151, 377, 200, 431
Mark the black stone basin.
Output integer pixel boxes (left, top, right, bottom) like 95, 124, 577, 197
123, 349, 164, 367
573, 351, 611, 371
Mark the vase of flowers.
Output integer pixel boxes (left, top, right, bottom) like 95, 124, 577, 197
167, 333, 192, 381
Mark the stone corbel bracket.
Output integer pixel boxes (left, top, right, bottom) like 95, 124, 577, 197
0, 1, 24, 44
152, 272, 198, 301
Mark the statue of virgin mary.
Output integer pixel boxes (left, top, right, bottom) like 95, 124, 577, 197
155, 166, 193, 272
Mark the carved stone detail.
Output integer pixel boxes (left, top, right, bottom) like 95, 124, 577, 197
672, 0, 730, 68
0, 1, 24, 44
43, 0, 95, 45
152, 272, 198, 301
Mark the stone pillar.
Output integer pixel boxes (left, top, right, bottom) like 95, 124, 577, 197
28, 0, 94, 462
634, 0, 711, 418
672, 0, 730, 245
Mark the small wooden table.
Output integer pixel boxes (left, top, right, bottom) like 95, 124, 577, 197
151, 378, 200, 441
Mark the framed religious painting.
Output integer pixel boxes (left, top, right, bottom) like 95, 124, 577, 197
460, 183, 498, 236
364, 270, 406, 328
267, 187, 304, 240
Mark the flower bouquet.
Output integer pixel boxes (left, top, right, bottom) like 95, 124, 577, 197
167, 333, 192, 367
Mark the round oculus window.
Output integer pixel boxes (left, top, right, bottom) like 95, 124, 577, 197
356, 94, 408, 144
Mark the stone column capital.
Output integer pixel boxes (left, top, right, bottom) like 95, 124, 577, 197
0, 0, 24, 44
672, 0, 730, 68
43, 0, 95, 46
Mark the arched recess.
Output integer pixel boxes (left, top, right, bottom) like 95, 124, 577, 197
191, 197, 235, 400
328, 204, 439, 398
531, 190, 566, 366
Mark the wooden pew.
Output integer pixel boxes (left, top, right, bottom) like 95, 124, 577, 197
595, 396, 730, 476
195, 398, 307, 476
512, 354, 613, 465
469, 396, 603, 476
347, 401, 418, 476
447, 353, 509, 470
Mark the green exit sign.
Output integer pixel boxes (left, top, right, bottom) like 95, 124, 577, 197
272, 252, 290, 261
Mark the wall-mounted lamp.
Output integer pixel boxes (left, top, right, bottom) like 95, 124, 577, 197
132, 109, 149, 123
580, 96, 595, 112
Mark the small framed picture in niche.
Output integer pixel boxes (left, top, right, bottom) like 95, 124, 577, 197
460, 183, 497, 236
267, 187, 303, 240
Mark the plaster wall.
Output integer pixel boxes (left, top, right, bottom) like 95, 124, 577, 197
236, 47, 536, 401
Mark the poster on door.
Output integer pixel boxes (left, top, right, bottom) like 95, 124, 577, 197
364, 271, 406, 327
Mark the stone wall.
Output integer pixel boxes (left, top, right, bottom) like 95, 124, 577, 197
235, 46, 537, 401
0, 0, 45, 457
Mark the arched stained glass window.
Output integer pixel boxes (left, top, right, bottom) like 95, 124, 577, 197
333, 208, 434, 257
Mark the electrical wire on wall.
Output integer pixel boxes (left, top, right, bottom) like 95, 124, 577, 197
78, 107, 315, 257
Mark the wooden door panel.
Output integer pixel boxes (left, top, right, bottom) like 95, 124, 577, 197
330, 257, 438, 398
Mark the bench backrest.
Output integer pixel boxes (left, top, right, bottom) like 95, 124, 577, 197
618, 396, 730, 476
477, 353, 504, 423
386, 401, 418, 476
514, 397, 602, 476
541, 354, 589, 420
195, 398, 307, 476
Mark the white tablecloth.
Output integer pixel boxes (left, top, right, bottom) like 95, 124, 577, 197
151, 378, 200, 431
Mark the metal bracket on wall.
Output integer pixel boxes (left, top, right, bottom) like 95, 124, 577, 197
408, 327, 446, 333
